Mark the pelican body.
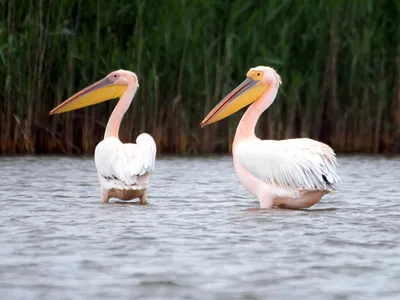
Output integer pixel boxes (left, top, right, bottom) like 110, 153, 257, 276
201, 66, 339, 209
50, 70, 156, 204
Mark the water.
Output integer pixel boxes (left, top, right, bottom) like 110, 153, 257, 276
1, 155, 400, 300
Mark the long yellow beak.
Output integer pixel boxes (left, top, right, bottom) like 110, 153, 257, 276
49, 77, 127, 115
200, 78, 268, 127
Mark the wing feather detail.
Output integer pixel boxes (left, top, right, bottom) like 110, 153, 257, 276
235, 138, 339, 191
94, 134, 156, 188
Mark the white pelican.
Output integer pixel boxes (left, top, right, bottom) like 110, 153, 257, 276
49, 70, 156, 204
201, 66, 339, 209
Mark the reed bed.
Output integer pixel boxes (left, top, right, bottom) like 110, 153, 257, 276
0, 0, 399, 154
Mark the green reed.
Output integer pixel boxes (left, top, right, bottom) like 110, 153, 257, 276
0, 0, 399, 154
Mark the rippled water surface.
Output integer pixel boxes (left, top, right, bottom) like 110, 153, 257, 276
1, 155, 400, 299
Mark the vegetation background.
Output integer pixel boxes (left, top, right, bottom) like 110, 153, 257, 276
1, 0, 399, 155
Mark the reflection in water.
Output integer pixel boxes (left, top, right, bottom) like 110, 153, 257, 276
0, 155, 400, 299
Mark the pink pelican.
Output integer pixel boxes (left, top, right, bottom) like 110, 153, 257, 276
201, 66, 339, 209
49, 70, 156, 204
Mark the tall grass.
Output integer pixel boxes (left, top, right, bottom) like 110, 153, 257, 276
0, 0, 399, 154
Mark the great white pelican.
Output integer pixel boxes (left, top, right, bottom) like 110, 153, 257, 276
49, 70, 156, 204
201, 66, 339, 209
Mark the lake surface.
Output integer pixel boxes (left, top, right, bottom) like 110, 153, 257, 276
1, 155, 400, 299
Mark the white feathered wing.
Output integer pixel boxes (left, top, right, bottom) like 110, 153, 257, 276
94, 133, 156, 190
234, 138, 339, 191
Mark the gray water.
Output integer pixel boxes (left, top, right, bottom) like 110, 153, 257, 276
1, 155, 400, 300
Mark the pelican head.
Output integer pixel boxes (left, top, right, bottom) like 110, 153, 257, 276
49, 70, 139, 115
200, 66, 282, 127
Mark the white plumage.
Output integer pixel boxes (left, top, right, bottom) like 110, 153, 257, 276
235, 138, 339, 192
94, 134, 156, 202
